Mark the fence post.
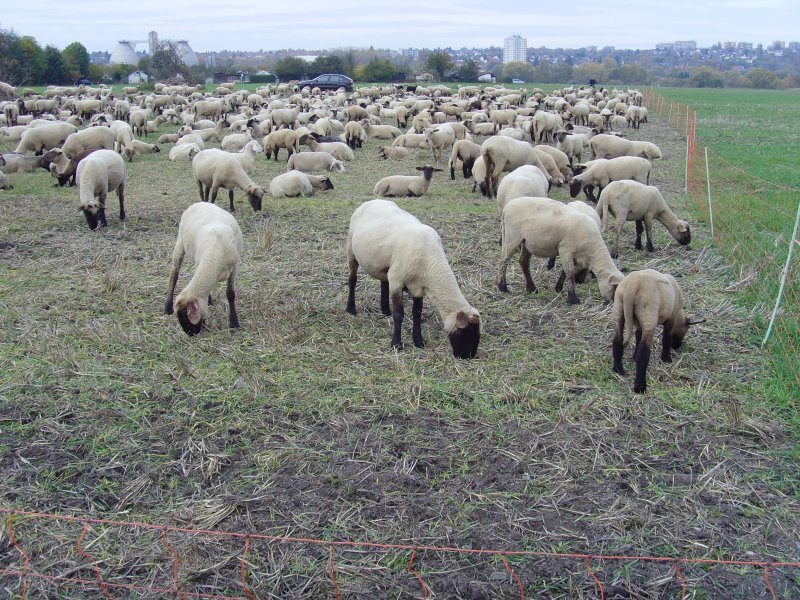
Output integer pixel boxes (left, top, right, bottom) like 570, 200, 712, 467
668, 101, 673, 125
762, 198, 800, 347
684, 124, 690, 195
704, 147, 714, 239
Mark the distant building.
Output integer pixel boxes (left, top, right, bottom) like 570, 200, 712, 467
401, 48, 419, 61
674, 40, 697, 52
415, 71, 435, 82
478, 72, 496, 83
655, 43, 673, 51
769, 40, 786, 51
737, 42, 753, 51
723, 41, 736, 51
788, 41, 800, 51
503, 35, 527, 63
127, 70, 149, 85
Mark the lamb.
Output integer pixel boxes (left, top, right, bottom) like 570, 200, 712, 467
611, 269, 705, 393
169, 143, 201, 162
44, 148, 99, 186
555, 130, 584, 164
286, 151, 346, 173
361, 119, 402, 140
232, 140, 261, 174
123, 139, 161, 161
301, 136, 355, 161
61, 126, 116, 159
378, 146, 411, 160
165, 202, 243, 336
269, 169, 334, 197
262, 128, 304, 161
373, 165, 442, 197
589, 134, 662, 161
75, 149, 126, 230
496, 196, 624, 304
13, 122, 78, 155
346, 199, 481, 358
0, 153, 50, 173
481, 136, 551, 198
424, 123, 456, 164
596, 180, 691, 258
192, 149, 264, 212
569, 157, 652, 203
447, 139, 482, 181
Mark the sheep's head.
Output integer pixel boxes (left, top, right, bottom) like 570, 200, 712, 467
671, 315, 706, 350
569, 178, 584, 198
377, 147, 388, 160
247, 186, 264, 211
80, 199, 104, 230
642, 144, 662, 160
175, 297, 205, 336
598, 272, 625, 303
318, 176, 334, 191
332, 161, 347, 174
416, 165, 443, 180
446, 309, 481, 359
674, 220, 691, 245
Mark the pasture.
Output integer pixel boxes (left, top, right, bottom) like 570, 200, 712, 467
0, 94, 798, 598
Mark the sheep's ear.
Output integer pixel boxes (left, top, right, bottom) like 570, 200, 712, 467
685, 315, 706, 326
433, 168, 443, 172
455, 311, 470, 329
415, 166, 424, 171
187, 300, 202, 325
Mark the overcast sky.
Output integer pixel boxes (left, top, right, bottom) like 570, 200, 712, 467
2, 0, 798, 54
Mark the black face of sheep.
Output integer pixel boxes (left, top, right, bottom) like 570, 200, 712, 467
448, 312, 481, 359
569, 179, 583, 198
320, 177, 334, 191
671, 315, 705, 350
81, 204, 107, 230
247, 189, 264, 212
176, 300, 205, 336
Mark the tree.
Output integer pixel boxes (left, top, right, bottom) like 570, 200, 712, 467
689, 66, 724, 87
309, 55, 344, 78
274, 56, 307, 81
574, 61, 607, 84
16, 36, 45, 84
62, 42, 89, 79
43, 45, 69, 84
502, 61, 535, 83
426, 51, 452, 81
361, 58, 396, 82
456, 59, 479, 82
151, 42, 189, 81
746, 67, 778, 89
107, 62, 134, 83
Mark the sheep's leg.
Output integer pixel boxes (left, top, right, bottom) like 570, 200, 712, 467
633, 333, 653, 393
117, 183, 126, 222
98, 192, 108, 227
390, 290, 404, 350
632, 329, 642, 360
584, 185, 595, 203
661, 321, 674, 363
165, 245, 185, 315
226, 274, 239, 329
547, 257, 556, 271
495, 242, 518, 293
612, 325, 625, 376
562, 254, 580, 304
228, 189, 235, 212
196, 180, 206, 202
346, 258, 359, 315
555, 269, 566, 292
643, 216, 655, 252
380, 281, 391, 316
519, 246, 537, 293
634, 220, 644, 250
612, 211, 627, 259
209, 184, 220, 205
411, 297, 425, 348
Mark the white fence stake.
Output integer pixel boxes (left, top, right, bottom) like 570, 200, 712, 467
762, 198, 800, 347
704, 147, 714, 239
684, 122, 690, 195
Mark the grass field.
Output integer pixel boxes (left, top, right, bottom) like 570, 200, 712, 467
1, 99, 799, 597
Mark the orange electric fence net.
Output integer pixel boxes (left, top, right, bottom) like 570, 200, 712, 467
646, 89, 800, 396
3, 508, 800, 598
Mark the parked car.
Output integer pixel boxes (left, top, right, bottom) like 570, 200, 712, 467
297, 73, 353, 92
512, 79, 526, 84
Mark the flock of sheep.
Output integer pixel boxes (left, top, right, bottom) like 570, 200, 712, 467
0, 79, 704, 393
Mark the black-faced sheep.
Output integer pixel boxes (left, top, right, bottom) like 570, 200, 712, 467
373, 165, 442, 197
496, 196, 624, 305
448, 139, 482, 181
76, 149, 126, 230
569, 157, 652, 203
596, 180, 691, 258
165, 202, 243, 336
192, 149, 264, 212
612, 269, 705, 393
346, 199, 481, 358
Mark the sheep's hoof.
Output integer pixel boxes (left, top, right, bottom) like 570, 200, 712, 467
646, 242, 654, 252
633, 384, 646, 394
412, 336, 425, 348
610, 251, 619, 259
525, 284, 537, 294
497, 282, 509, 293
613, 364, 625, 376
634, 240, 643, 250
346, 307, 357, 316
391, 340, 404, 350
567, 292, 581, 305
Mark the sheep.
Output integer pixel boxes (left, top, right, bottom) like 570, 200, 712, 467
269, 169, 333, 197
13, 122, 77, 155
464, 120, 496, 136
169, 142, 201, 162
262, 128, 304, 161
221, 132, 253, 152
193, 98, 227, 121
569, 157, 652, 203
496, 196, 624, 305
165, 202, 243, 336
361, 119, 402, 140
596, 180, 691, 258
532, 111, 562, 143
611, 269, 705, 393
62, 126, 116, 159
447, 139, 482, 181
76, 149, 126, 230
286, 151, 346, 174
555, 130, 584, 164
590, 134, 662, 161
157, 132, 181, 144
346, 199, 481, 358
192, 149, 264, 212
373, 165, 442, 197
0, 170, 11, 190
391, 133, 430, 149
481, 136, 551, 198
268, 106, 300, 129
424, 123, 456, 165
378, 146, 411, 160
3, 101, 19, 126
124, 139, 161, 162
531, 147, 565, 186
495, 165, 549, 214
343, 120, 367, 149
43, 147, 99, 186
232, 140, 262, 174
301, 136, 355, 161
0, 153, 50, 174
345, 105, 369, 122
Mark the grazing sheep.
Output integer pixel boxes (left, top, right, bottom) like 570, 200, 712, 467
344, 121, 367, 149
373, 165, 442, 197
44, 147, 99, 186
13, 122, 77, 155
192, 149, 264, 212
532, 147, 565, 186
596, 180, 691, 258
269, 169, 334, 197
169, 143, 201, 162
496, 196, 624, 304
0, 170, 11, 190
555, 130, 585, 164
76, 149, 126, 230
123, 139, 160, 161
262, 128, 304, 161
448, 139, 482, 180
569, 157, 652, 203
532, 111, 563, 143
286, 151, 346, 173
612, 269, 705, 393
590, 134, 662, 161
62, 126, 116, 159
482, 136, 551, 198
165, 202, 243, 336
535, 145, 573, 182
378, 146, 411, 160
346, 199, 481, 358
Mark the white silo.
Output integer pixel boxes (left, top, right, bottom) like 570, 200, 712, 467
110, 41, 140, 65
175, 41, 199, 67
